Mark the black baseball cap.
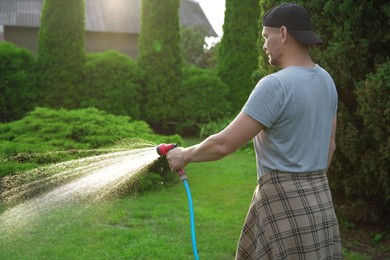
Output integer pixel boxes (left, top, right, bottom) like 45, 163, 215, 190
262, 2, 323, 45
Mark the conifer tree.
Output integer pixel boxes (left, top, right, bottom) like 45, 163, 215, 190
306, 0, 389, 224
38, 0, 85, 108
217, 0, 260, 113
138, 0, 182, 131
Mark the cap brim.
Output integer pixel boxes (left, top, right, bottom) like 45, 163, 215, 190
288, 29, 323, 45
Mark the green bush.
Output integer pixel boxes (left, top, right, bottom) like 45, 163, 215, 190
0, 107, 182, 177
217, 0, 260, 113
176, 67, 231, 136
82, 50, 144, 119
356, 62, 390, 151
328, 62, 390, 224
38, 0, 85, 109
0, 107, 181, 155
355, 62, 389, 221
0, 42, 38, 123
199, 116, 233, 139
181, 25, 208, 67
138, 0, 182, 129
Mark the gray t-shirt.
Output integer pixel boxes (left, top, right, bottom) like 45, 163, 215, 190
243, 65, 338, 178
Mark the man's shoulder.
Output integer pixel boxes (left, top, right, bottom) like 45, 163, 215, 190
262, 68, 297, 86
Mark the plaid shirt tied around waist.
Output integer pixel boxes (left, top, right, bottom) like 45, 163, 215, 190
235, 170, 342, 260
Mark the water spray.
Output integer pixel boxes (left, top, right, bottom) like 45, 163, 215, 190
156, 144, 199, 260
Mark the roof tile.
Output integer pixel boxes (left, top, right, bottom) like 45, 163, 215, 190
0, 0, 217, 36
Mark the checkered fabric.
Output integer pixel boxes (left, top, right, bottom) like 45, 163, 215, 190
235, 171, 342, 260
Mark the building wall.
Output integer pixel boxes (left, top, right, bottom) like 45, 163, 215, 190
85, 31, 139, 58
4, 26, 39, 52
4, 26, 139, 58
0, 25, 4, 41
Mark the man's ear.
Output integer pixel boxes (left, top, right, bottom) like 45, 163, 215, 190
280, 26, 288, 43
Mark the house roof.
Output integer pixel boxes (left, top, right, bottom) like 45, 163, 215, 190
0, 0, 217, 37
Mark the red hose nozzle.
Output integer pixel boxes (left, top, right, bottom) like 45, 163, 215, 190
156, 143, 177, 156
156, 143, 187, 181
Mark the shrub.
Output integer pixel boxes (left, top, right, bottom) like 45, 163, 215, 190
199, 116, 233, 139
138, 0, 182, 129
181, 25, 208, 67
0, 107, 182, 155
176, 67, 231, 136
82, 50, 144, 119
217, 0, 260, 113
0, 42, 37, 122
0, 107, 182, 178
328, 62, 390, 224
355, 62, 389, 222
38, 0, 85, 109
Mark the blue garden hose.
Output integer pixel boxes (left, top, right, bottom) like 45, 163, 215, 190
156, 144, 199, 259
183, 178, 199, 260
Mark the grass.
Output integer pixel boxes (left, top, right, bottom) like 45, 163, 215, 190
0, 145, 376, 259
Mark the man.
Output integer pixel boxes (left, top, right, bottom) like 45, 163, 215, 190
167, 2, 342, 259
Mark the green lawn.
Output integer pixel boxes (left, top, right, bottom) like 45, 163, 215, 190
0, 149, 257, 259
0, 147, 370, 259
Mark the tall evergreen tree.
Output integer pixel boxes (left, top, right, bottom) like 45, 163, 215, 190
217, 0, 260, 113
306, 0, 389, 224
138, 0, 182, 131
38, 0, 85, 109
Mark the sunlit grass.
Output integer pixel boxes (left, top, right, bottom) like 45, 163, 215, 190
0, 149, 256, 259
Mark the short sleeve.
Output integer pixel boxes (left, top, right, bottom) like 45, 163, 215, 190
242, 76, 284, 128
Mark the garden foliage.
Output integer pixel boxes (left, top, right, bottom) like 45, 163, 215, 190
308, 0, 389, 224
0, 107, 181, 177
217, 0, 260, 113
0, 107, 181, 155
181, 25, 208, 67
82, 50, 144, 119
330, 62, 390, 223
0, 0, 388, 226
180, 25, 218, 69
37, 0, 85, 109
138, 0, 182, 129
176, 67, 231, 135
0, 42, 37, 123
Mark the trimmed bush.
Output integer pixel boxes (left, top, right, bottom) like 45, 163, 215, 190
0, 42, 37, 123
38, 0, 85, 108
0, 107, 181, 155
217, 0, 260, 113
82, 50, 144, 119
138, 0, 182, 129
0, 107, 182, 177
176, 67, 231, 136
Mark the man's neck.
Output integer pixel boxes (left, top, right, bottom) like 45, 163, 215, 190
281, 47, 315, 69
